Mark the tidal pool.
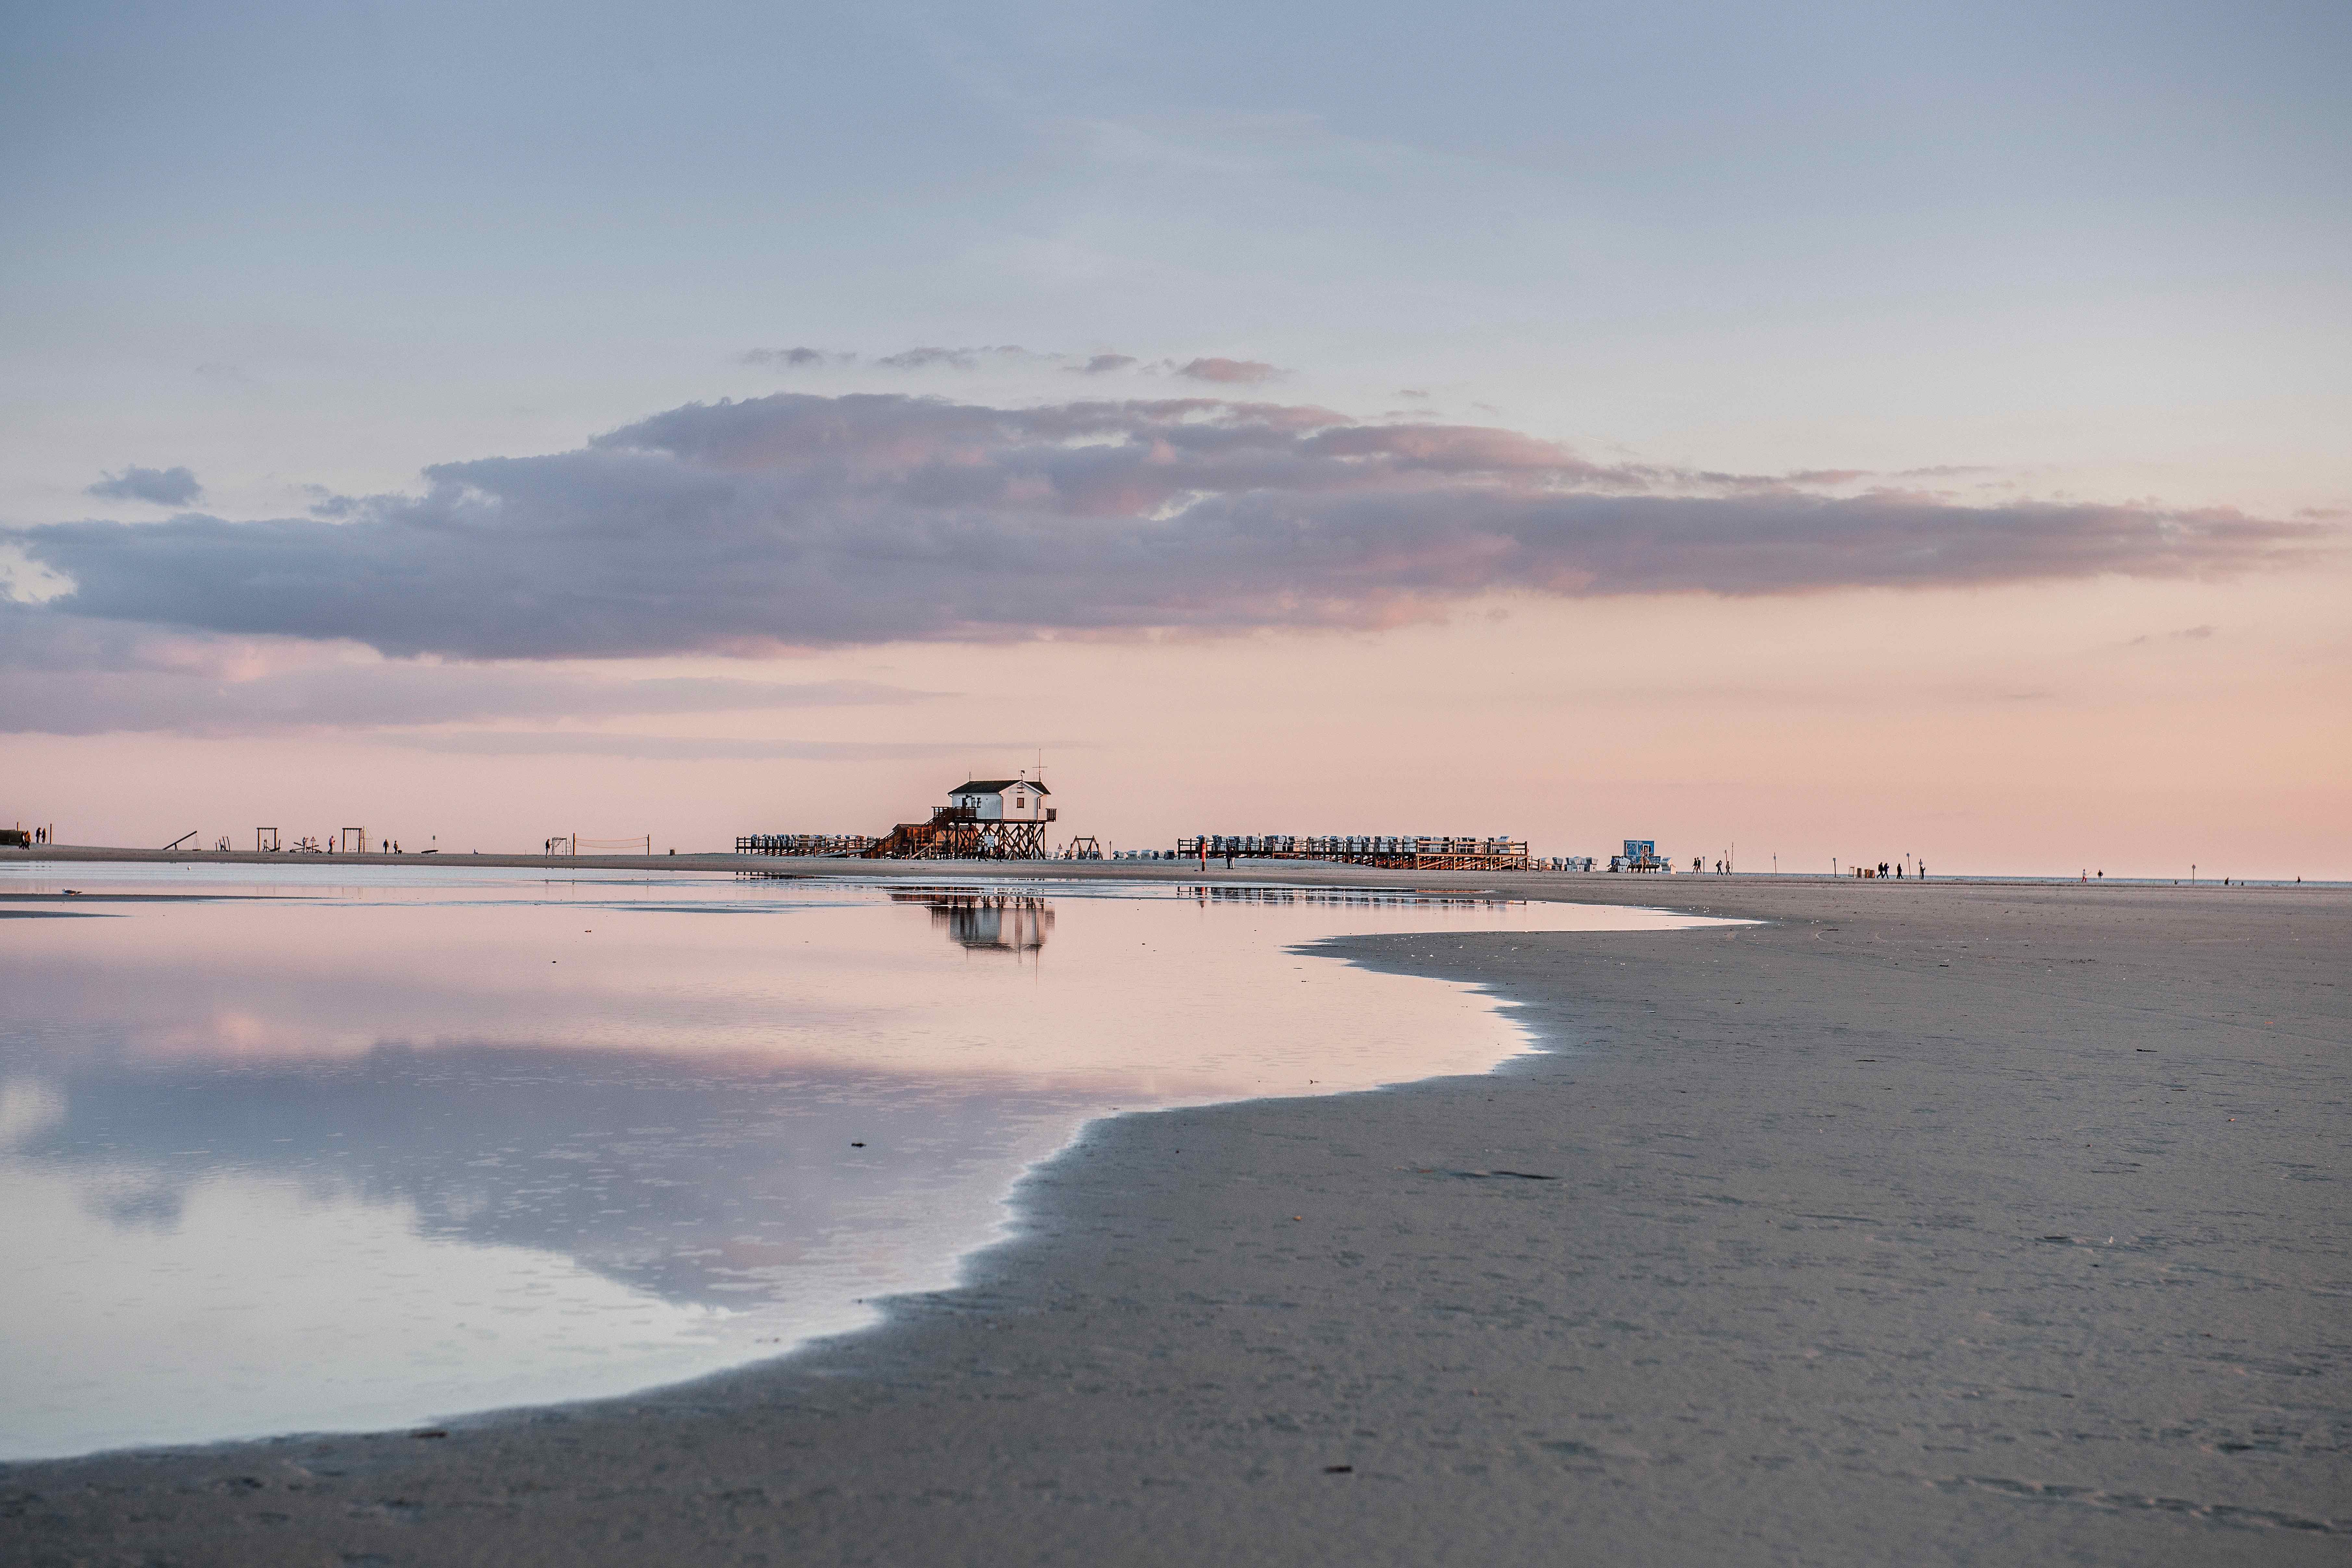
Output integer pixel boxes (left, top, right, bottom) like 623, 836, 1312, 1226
0, 865, 1720, 1458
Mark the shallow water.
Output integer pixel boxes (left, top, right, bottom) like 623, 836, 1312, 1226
0, 865, 1720, 1459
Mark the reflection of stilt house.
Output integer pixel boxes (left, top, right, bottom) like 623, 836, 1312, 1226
896, 892, 1053, 953
865, 777, 1056, 860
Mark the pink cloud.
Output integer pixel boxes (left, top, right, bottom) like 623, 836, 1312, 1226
1175, 357, 1280, 384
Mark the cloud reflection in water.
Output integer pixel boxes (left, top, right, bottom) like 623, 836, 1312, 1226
0, 868, 1724, 1457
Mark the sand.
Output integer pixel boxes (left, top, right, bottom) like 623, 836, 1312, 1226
3, 869, 2346, 1565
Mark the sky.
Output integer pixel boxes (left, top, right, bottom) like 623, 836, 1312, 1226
2, 0, 2346, 876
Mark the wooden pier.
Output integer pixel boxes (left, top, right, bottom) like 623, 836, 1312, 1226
734, 833, 878, 857
1175, 835, 1538, 872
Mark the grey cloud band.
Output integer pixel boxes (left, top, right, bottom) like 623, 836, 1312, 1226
11, 393, 2319, 662
0, 633, 935, 735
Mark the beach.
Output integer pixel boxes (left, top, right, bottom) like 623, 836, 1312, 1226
3, 868, 2345, 1565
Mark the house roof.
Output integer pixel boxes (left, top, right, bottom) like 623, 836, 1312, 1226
950, 778, 1052, 796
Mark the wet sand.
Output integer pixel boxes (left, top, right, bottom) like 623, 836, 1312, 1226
4, 871, 2346, 1564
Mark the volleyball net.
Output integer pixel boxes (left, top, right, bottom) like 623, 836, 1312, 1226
570, 835, 653, 854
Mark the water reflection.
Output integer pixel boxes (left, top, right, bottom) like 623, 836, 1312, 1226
902, 891, 1054, 955
9, 1044, 1091, 1308
0, 866, 1727, 1458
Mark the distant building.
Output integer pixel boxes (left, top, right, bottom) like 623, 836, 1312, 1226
948, 778, 1056, 824
1610, 838, 1670, 873
860, 774, 1058, 860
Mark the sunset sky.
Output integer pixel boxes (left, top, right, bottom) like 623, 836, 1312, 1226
4, 0, 2345, 876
